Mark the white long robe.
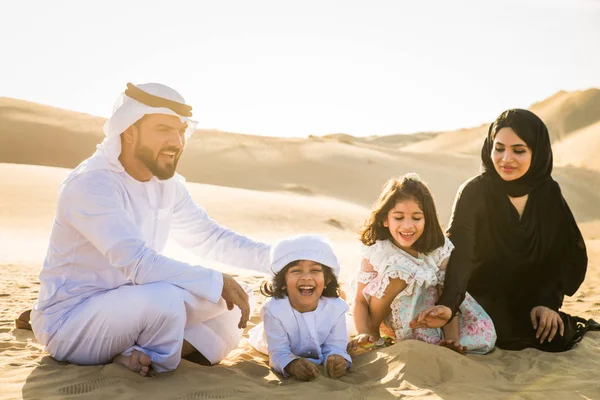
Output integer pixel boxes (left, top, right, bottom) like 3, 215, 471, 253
31, 164, 270, 372
248, 297, 351, 376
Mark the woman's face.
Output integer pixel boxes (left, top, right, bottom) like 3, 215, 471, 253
491, 127, 532, 181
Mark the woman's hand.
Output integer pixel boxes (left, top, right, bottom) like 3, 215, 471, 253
530, 306, 564, 344
409, 305, 453, 329
347, 333, 379, 353
439, 339, 467, 354
284, 358, 320, 381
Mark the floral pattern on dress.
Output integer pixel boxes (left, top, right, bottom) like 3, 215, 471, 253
356, 238, 496, 354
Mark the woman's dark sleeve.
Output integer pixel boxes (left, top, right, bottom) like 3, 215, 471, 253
437, 180, 482, 315
535, 280, 564, 311
535, 191, 587, 311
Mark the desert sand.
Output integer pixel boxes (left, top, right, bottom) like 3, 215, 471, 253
1, 90, 600, 399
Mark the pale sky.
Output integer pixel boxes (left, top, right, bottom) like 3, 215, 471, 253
1, 0, 599, 137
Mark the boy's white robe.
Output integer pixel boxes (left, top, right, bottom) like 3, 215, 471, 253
31, 156, 270, 371
248, 297, 351, 376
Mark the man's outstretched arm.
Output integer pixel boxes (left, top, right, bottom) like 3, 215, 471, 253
170, 183, 271, 274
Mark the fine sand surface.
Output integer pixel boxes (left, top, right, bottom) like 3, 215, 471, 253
1, 89, 600, 399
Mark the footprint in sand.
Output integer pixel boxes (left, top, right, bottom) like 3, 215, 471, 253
57, 378, 126, 395
173, 388, 242, 399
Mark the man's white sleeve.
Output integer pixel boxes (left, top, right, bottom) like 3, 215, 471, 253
170, 183, 271, 274
60, 176, 223, 303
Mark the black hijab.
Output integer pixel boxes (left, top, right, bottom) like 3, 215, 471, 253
472, 109, 586, 298
481, 109, 552, 197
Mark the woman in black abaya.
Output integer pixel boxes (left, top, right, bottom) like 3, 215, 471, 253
411, 109, 597, 351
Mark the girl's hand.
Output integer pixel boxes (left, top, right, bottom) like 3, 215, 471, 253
285, 358, 320, 381
347, 333, 378, 353
439, 339, 467, 354
326, 354, 347, 379
409, 305, 453, 329
530, 306, 564, 344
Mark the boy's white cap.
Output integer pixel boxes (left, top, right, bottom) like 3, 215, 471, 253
270, 234, 340, 278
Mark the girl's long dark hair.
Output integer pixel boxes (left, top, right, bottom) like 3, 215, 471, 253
359, 174, 445, 253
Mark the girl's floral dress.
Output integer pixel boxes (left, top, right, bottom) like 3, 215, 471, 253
356, 237, 496, 354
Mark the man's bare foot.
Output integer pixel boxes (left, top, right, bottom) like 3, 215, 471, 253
439, 339, 467, 354
112, 350, 152, 376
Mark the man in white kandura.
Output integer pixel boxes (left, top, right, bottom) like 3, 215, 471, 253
31, 83, 270, 376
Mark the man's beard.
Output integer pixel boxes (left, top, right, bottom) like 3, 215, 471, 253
134, 144, 181, 180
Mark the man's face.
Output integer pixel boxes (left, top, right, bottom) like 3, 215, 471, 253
133, 114, 187, 180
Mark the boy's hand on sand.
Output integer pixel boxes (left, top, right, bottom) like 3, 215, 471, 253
285, 358, 320, 381
439, 339, 467, 354
220, 273, 250, 329
409, 305, 452, 329
347, 333, 378, 353
326, 354, 348, 379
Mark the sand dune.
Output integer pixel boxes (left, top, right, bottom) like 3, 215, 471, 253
529, 88, 600, 142
182, 132, 483, 219
2, 89, 600, 399
399, 124, 488, 155
0, 96, 479, 219
3, 94, 599, 224
554, 120, 600, 171
365, 131, 442, 148
391, 88, 600, 158
321, 131, 440, 149
0, 97, 105, 169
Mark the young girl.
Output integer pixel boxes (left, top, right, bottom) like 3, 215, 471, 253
249, 234, 351, 381
349, 174, 496, 354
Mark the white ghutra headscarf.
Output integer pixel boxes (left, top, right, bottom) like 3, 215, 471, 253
99, 82, 198, 170
64, 83, 197, 183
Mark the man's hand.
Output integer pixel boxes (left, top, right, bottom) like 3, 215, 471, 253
409, 305, 453, 329
326, 354, 347, 379
530, 306, 564, 344
284, 358, 320, 381
221, 273, 250, 329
